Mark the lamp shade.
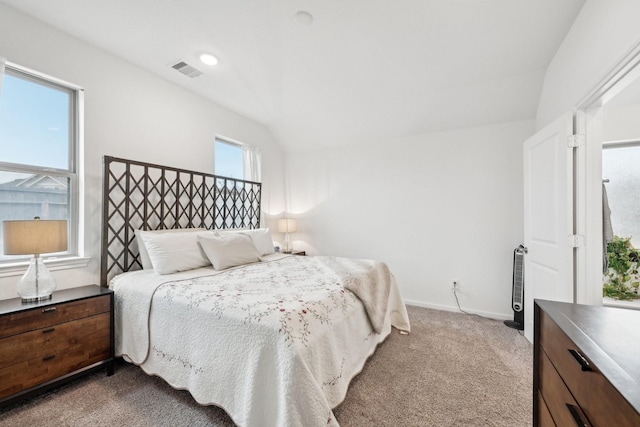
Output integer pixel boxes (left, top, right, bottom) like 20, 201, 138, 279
3, 219, 68, 255
278, 218, 297, 234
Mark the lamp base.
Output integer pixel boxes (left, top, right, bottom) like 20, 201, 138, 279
21, 294, 53, 303
283, 233, 292, 254
16, 257, 57, 303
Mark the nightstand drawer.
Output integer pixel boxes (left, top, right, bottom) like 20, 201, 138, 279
0, 312, 110, 366
539, 310, 639, 426
0, 312, 110, 399
0, 294, 110, 339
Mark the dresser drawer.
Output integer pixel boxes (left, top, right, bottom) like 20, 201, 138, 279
0, 294, 111, 339
0, 312, 110, 399
537, 391, 556, 427
539, 310, 639, 426
539, 349, 590, 426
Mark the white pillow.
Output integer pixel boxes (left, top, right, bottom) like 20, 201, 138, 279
239, 228, 275, 256
136, 228, 206, 269
140, 230, 212, 274
198, 233, 260, 270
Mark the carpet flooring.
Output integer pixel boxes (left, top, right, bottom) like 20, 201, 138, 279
0, 305, 532, 426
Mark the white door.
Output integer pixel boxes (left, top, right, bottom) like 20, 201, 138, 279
523, 112, 575, 342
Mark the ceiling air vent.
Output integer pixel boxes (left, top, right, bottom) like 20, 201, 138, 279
172, 61, 202, 78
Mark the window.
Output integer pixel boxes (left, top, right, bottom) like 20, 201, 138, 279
602, 141, 640, 303
602, 142, 640, 246
214, 138, 244, 179
0, 64, 82, 264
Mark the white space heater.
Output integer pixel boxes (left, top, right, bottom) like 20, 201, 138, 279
504, 244, 527, 330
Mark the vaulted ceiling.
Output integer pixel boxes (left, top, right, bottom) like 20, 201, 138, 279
0, 0, 585, 151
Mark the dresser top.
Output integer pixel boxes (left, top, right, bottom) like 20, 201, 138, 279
536, 299, 640, 413
0, 285, 112, 316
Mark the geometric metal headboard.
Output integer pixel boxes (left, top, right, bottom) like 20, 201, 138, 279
100, 156, 261, 286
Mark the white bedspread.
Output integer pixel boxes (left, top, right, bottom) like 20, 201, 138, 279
110, 254, 410, 427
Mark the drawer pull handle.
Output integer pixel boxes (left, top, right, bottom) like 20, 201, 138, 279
42, 355, 55, 362
566, 403, 590, 426
568, 349, 592, 371
42, 328, 55, 334
42, 307, 57, 313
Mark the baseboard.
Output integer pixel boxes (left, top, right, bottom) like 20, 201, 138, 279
403, 298, 512, 321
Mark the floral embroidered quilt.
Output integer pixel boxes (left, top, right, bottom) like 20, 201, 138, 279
111, 254, 410, 427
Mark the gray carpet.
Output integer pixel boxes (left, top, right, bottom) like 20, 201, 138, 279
0, 306, 532, 426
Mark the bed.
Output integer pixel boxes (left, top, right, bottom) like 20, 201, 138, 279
101, 156, 410, 427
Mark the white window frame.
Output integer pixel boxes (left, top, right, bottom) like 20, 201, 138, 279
0, 62, 89, 276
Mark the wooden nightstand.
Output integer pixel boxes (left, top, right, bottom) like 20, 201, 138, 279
0, 285, 114, 407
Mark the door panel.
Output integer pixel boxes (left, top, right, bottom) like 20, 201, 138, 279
523, 112, 574, 341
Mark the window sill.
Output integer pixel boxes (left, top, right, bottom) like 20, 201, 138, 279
0, 256, 91, 278
602, 296, 640, 310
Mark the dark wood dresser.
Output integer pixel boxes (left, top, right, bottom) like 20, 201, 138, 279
0, 285, 114, 407
534, 299, 640, 426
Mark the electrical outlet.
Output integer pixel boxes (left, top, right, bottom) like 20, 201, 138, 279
452, 280, 459, 291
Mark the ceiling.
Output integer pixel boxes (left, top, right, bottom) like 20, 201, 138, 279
0, 0, 585, 151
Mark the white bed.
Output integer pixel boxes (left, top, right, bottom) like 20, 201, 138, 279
110, 253, 410, 427
101, 157, 410, 426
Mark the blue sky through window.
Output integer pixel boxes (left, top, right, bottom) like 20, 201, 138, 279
0, 73, 70, 181
215, 139, 243, 179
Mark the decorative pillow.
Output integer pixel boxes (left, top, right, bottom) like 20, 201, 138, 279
140, 230, 212, 274
198, 233, 260, 270
215, 228, 250, 234
136, 228, 206, 269
239, 228, 275, 256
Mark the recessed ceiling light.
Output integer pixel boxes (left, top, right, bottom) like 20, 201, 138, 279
199, 53, 219, 66
295, 11, 313, 26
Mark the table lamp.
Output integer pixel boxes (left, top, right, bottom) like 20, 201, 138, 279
2, 218, 68, 302
278, 218, 297, 254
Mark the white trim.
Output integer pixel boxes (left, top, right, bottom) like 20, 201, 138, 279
6, 60, 83, 91
603, 297, 640, 311
577, 38, 640, 110
603, 138, 640, 148
0, 56, 5, 94
574, 38, 640, 306
76, 86, 85, 257
574, 105, 604, 306
0, 256, 91, 278
215, 134, 246, 148
403, 299, 512, 321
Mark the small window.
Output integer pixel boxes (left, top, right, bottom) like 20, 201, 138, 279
602, 143, 640, 246
215, 138, 244, 179
0, 64, 81, 263
602, 142, 640, 303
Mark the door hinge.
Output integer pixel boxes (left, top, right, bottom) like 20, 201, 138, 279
568, 234, 585, 248
567, 134, 585, 148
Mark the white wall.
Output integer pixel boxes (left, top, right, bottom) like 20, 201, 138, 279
0, 4, 285, 300
537, 0, 640, 130
603, 104, 640, 141
285, 120, 533, 318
